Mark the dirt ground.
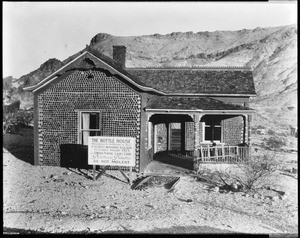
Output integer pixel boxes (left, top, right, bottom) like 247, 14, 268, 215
3, 127, 298, 234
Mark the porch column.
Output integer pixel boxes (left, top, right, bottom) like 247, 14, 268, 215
242, 114, 250, 145
153, 124, 158, 153
180, 121, 186, 153
166, 122, 170, 151
243, 115, 247, 144
248, 115, 252, 147
193, 114, 202, 170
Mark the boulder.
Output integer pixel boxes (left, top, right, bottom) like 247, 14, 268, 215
230, 183, 239, 192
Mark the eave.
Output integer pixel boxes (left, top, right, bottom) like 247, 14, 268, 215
144, 108, 254, 114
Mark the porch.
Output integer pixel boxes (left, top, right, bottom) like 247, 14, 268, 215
143, 144, 249, 175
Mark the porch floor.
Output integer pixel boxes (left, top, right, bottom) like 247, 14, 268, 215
143, 151, 193, 176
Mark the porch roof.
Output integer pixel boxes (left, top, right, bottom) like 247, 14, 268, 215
145, 96, 252, 111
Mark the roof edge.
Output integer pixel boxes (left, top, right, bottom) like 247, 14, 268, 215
145, 108, 254, 113
23, 51, 88, 91
127, 66, 252, 71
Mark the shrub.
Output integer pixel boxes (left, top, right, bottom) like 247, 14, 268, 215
216, 152, 280, 192
267, 129, 276, 136
3, 109, 33, 134
263, 136, 287, 149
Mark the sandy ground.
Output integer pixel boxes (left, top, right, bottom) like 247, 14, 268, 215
3, 128, 298, 234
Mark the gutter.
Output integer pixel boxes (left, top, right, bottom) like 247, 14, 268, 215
145, 108, 254, 114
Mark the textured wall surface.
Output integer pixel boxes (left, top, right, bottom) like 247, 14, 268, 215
37, 69, 141, 170
154, 115, 245, 151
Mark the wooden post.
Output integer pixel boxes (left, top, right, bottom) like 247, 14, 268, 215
200, 145, 204, 162
228, 145, 231, 163
180, 121, 186, 154
166, 123, 170, 152
215, 146, 218, 162
207, 144, 210, 161
93, 165, 96, 181
153, 124, 158, 153
129, 167, 132, 185
193, 114, 202, 170
222, 144, 225, 162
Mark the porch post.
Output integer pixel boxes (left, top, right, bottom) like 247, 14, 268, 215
193, 114, 202, 170
166, 122, 170, 151
243, 115, 247, 144
153, 124, 158, 153
248, 115, 252, 146
180, 121, 186, 153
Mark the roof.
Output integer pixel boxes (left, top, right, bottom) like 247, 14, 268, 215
85, 48, 149, 88
24, 47, 256, 97
127, 68, 256, 96
145, 96, 252, 111
23, 48, 158, 93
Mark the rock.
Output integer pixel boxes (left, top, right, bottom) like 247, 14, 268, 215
54, 178, 64, 182
63, 171, 72, 175
271, 196, 279, 202
280, 195, 287, 200
50, 175, 58, 179
230, 183, 238, 192
253, 193, 259, 199
105, 206, 110, 210
213, 187, 220, 192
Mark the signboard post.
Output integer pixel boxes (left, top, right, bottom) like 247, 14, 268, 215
88, 136, 136, 184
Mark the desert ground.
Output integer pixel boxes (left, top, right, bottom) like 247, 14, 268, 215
3, 127, 298, 234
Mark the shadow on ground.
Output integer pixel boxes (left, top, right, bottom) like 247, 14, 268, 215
153, 151, 194, 170
3, 127, 34, 165
3, 225, 237, 234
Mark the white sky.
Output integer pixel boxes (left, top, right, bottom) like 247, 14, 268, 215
3, 1, 297, 78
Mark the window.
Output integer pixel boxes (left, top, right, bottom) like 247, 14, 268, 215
203, 117, 221, 143
79, 112, 101, 145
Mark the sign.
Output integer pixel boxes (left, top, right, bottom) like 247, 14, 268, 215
88, 136, 136, 167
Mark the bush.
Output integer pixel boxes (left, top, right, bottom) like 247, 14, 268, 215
216, 153, 280, 192
263, 136, 287, 149
3, 109, 33, 134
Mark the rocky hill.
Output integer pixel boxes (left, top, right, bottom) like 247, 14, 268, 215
3, 24, 297, 133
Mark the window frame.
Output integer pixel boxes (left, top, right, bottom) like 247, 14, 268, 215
77, 110, 102, 145
202, 120, 222, 144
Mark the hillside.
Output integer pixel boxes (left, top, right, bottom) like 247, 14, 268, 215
3, 24, 297, 133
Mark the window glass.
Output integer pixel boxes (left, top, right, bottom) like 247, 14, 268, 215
203, 116, 221, 142
80, 112, 101, 145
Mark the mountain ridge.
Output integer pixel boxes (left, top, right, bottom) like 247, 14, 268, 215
3, 24, 297, 132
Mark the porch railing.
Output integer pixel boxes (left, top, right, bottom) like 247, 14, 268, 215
168, 145, 249, 163
198, 145, 249, 163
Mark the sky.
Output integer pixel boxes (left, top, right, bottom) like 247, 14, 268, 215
3, 1, 297, 79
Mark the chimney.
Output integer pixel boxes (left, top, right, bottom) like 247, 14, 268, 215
113, 45, 126, 69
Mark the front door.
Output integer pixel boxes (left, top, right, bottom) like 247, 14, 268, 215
170, 123, 181, 151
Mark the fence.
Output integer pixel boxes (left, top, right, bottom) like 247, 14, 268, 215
168, 145, 249, 163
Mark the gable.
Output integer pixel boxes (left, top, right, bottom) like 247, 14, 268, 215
24, 50, 163, 95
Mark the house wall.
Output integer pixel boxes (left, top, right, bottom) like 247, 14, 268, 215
35, 69, 142, 171
221, 116, 244, 145
155, 115, 245, 151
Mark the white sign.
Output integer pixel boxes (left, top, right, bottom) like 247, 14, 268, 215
88, 136, 136, 167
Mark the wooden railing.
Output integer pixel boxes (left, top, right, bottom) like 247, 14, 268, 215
198, 145, 249, 163
168, 145, 249, 163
